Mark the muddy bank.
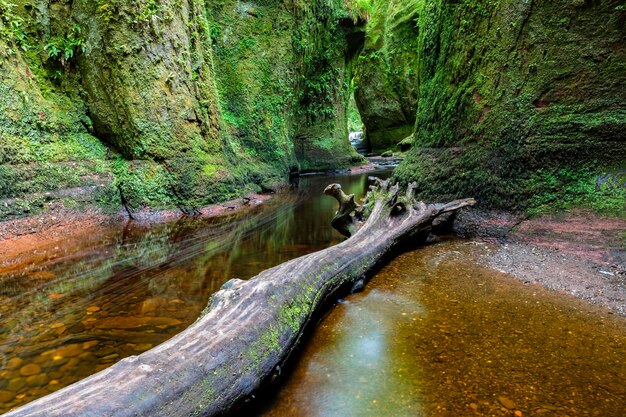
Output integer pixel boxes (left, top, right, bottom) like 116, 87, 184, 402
454, 209, 626, 316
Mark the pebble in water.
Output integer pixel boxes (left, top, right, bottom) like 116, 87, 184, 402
25, 374, 49, 387
82, 341, 99, 350
498, 396, 516, 410
5, 357, 23, 371
0, 390, 16, 402
19, 364, 41, 377
8, 378, 26, 391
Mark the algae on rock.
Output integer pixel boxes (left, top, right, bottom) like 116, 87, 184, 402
291, 0, 367, 171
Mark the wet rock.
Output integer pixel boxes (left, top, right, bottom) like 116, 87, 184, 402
139, 298, 164, 315
8, 377, 26, 391
498, 396, 516, 410
132, 343, 154, 352
48, 371, 62, 380
101, 353, 120, 362
0, 390, 16, 403
94, 347, 116, 358
43, 343, 83, 360
28, 387, 50, 397
58, 358, 80, 373
77, 352, 98, 362
5, 357, 23, 371
49, 356, 69, 367
82, 341, 99, 350
67, 322, 85, 334
26, 373, 50, 387
19, 364, 41, 376
54, 344, 83, 358
32, 355, 49, 365
47, 293, 66, 300
94, 316, 182, 330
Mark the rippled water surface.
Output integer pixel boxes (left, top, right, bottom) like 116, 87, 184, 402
0, 170, 390, 413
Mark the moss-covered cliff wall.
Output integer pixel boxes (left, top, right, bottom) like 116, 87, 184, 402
0, 0, 365, 220
393, 0, 626, 210
291, 1, 366, 170
353, 0, 422, 152
0, 2, 112, 220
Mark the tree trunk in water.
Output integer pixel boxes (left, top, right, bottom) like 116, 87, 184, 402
6, 180, 474, 417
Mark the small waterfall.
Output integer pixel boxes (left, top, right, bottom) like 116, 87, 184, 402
349, 131, 368, 155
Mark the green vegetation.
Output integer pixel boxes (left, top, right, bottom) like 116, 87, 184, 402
0, 0, 365, 221
345, 0, 373, 21
391, 0, 626, 213
0, 0, 26, 53
44, 24, 85, 67
352, 0, 422, 152
347, 93, 363, 132
290, 0, 366, 170
1, 0, 623, 221
526, 169, 626, 218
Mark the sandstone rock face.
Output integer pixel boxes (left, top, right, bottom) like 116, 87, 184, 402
353, 0, 422, 152
0, 0, 364, 220
393, 0, 626, 209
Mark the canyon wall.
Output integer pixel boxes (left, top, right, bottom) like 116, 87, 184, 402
393, 0, 626, 208
353, 0, 422, 152
0, 0, 364, 220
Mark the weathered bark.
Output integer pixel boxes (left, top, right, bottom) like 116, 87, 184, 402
6, 180, 474, 417
324, 183, 359, 237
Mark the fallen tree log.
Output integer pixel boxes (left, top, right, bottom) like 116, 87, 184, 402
6, 180, 474, 417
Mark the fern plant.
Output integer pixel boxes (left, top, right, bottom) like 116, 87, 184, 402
44, 24, 86, 67
0, 0, 27, 53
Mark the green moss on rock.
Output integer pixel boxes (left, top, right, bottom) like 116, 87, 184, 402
394, 0, 626, 210
353, 0, 423, 152
0, 0, 366, 221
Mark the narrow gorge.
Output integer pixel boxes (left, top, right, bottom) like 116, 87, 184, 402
0, 0, 624, 416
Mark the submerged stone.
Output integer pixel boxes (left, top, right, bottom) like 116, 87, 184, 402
19, 364, 41, 377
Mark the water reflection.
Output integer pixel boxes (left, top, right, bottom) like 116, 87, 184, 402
256, 241, 626, 417
0, 169, 392, 413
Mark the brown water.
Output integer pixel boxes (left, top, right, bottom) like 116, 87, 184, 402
2, 170, 626, 416
0, 170, 391, 413
255, 241, 626, 417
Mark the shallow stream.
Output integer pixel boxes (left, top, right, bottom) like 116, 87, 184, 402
1, 170, 625, 416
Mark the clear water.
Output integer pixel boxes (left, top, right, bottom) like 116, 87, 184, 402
0, 170, 391, 413
1, 169, 625, 416
255, 241, 626, 417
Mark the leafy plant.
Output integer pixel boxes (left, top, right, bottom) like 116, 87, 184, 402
133, 0, 160, 24
526, 168, 626, 218
0, 0, 27, 52
44, 24, 86, 67
345, 0, 372, 21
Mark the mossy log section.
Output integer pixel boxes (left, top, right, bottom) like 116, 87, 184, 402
6, 180, 474, 417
